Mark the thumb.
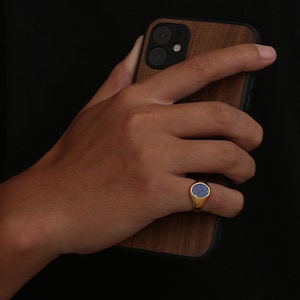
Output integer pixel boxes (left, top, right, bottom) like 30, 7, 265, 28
82, 35, 144, 112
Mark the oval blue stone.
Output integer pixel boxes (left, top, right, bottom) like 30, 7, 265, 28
191, 183, 210, 198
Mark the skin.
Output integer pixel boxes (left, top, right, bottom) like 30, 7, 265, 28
0, 36, 277, 299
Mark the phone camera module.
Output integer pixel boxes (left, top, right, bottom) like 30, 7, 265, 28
153, 26, 172, 44
146, 22, 190, 69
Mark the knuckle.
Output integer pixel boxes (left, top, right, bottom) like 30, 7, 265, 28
116, 85, 137, 105
122, 106, 156, 136
184, 53, 209, 74
118, 93, 146, 132
234, 43, 253, 59
110, 60, 133, 85
132, 145, 154, 170
218, 140, 256, 182
123, 109, 144, 133
211, 101, 235, 128
119, 88, 161, 135
218, 141, 240, 168
120, 111, 160, 171
232, 43, 264, 70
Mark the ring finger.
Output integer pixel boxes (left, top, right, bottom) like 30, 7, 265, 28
166, 176, 244, 218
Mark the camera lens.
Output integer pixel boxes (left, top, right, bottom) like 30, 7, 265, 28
148, 47, 167, 66
153, 26, 171, 44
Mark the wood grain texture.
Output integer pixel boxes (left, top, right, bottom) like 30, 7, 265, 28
119, 18, 257, 257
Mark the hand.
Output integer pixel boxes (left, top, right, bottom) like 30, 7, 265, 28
3, 36, 277, 254
0, 36, 276, 299
35, 37, 277, 253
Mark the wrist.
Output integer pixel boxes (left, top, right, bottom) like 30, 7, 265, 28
0, 166, 63, 298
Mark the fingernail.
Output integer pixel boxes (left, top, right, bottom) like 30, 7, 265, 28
258, 45, 277, 60
129, 35, 143, 57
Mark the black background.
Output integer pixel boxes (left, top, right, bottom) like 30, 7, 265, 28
1, 0, 299, 299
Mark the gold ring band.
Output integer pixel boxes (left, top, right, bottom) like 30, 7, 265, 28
189, 181, 211, 212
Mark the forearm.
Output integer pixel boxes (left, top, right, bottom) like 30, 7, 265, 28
0, 169, 60, 299
0, 238, 57, 299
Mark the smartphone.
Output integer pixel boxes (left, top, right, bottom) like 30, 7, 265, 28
118, 17, 260, 258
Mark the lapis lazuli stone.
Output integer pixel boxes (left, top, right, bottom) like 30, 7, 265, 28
191, 183, 210, 198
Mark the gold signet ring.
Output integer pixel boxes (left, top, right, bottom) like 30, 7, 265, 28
190, 181, 211, 212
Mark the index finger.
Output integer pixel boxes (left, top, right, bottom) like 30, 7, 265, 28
135, 43, 277, 105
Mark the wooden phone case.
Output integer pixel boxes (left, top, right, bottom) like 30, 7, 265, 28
118, 17, 259, 257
